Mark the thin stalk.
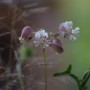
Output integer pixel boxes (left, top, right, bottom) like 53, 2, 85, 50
43, 48, 48, 90
16, 62, 24, 90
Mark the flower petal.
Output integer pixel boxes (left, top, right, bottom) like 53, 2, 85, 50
64, 21, 73, 29
69, 35, 77, 40
59, 23, 67, 32
51, 38, 63, 53
35, 31, 41, 38
72, 27, 80, 35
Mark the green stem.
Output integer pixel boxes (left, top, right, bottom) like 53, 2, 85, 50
43, 48, 48, 90
16, 63, 24, 90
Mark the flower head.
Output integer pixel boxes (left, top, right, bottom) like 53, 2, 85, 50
34, 29, 50, 48
33, 29, 64, 53
59, 21, 80, 40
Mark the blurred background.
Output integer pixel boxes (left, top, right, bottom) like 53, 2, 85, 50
0, 0, 90, 90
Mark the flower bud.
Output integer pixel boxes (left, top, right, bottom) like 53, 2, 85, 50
19, 26, 33, 43
21, 26, 33, 39
51, 38, 63, 53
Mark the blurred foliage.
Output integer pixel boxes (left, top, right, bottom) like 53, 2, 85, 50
17, 43, 33, 90
54, 64, 90, 90
0, 0, 90, 90
66, 0, 90, 73
57, 0, 90, 90
19, 43, 33, 60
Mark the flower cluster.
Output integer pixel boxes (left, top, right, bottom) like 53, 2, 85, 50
34, 29, 49, 48
59, 21, 80, 40
19, 21, 80, 53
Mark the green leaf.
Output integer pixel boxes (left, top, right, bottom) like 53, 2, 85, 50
69, 74, 81, 90
66, 64, 72, 73
53, 72, 68, 76
80, 70, 90, 88
82, 69, 90, 80
53, 64, 72, 76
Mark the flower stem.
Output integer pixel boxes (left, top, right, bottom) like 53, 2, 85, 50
16, 63, 24, 90
43, 48, 48, 90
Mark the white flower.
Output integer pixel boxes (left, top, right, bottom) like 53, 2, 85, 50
34, 29, 49, 48
69, 35, 77, 40
59, 21, 80, 40
63, 21, 73, 31
69, 27, 80, 40
72, 27, 80, 35
35, 30, 48, 39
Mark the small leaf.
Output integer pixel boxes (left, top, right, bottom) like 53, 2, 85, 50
69, 74, 81, 90
82, 70, 90, 80
66, 64, 72, 73
80, 70, 90, 87
53, 64, 72, 76
53, 65, 81, 90
53, 72, 67, 76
